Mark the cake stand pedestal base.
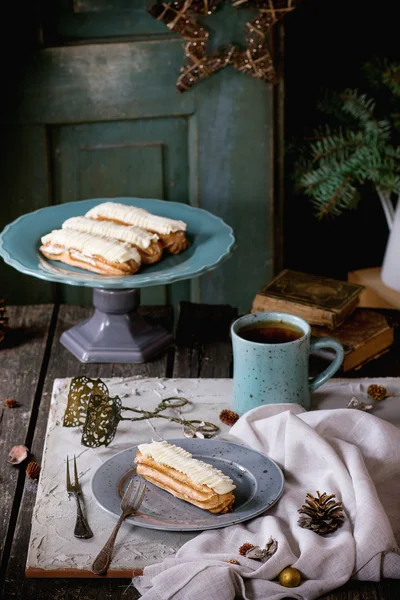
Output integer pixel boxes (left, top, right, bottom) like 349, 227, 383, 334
60, 288, 173, 363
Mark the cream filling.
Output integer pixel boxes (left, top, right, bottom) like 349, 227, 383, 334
86, 202, 187, 235
43, 244, 64, 255
69, 250, 97, 266
41, 229, 141, 264
42, 243, 96, 266
137, 441, 235, 495
62, 216, 159, 250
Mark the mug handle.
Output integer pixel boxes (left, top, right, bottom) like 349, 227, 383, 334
309, 337, 345, 393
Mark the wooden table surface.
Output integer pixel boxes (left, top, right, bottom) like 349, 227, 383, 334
1, 302, 400, 600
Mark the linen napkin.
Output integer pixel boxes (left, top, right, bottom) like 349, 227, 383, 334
134, 404, 400, 600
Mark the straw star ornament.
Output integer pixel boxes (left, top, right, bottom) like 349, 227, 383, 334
148, 0, 296, 92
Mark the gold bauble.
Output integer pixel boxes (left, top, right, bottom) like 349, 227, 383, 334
278, 567, 301, 588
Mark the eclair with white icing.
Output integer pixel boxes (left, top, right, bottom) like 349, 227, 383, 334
40, 229, 141, 276
86, 202, 189, 255
62, 216, 163, 264
135, 441, 235, 514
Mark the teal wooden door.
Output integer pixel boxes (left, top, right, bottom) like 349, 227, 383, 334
0, 1, 274, 313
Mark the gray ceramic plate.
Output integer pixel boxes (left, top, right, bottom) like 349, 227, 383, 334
91, 439, 285, 531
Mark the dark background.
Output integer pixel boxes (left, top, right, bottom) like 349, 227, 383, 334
283, 0, 400, 280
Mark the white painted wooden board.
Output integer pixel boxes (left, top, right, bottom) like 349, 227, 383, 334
26, 377, 400, 578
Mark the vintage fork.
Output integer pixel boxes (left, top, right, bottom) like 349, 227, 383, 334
91, 479, 146, 576
66, 455, 93, 539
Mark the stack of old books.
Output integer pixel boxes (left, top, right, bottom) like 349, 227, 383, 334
251, 270, 394, 372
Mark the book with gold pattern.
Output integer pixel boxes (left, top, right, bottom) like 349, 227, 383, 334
252, 269, 364, 330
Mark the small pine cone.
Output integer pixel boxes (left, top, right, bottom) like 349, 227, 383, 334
367, 384, 390, 402
238, 542, 255, 556
298, 491, 345, 536
219, 409, 239, 426
5, 398, 18, 408
26, 461, 41, 480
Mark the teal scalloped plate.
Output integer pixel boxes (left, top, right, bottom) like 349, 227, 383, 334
0, 198, 235, 288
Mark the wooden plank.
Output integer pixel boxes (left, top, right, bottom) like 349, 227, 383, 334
321, 581, 400, 600
173, 301, 238, 378
0, 306, 55, 590
15, 41, 195, 125
194, 65, 274, 314
272, 22, 286, 276
45, 0, 171, 42
0, 125, 53, 305
2, 304, 172, 600
2, 304, 400, 599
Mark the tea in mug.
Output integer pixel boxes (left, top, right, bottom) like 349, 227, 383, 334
238, 320, 304, 344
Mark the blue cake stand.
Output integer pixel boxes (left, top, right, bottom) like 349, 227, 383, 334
0, 198, 235, 363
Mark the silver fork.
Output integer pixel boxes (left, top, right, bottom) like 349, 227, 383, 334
91, 478, 146, 576
66, 455, 93, 539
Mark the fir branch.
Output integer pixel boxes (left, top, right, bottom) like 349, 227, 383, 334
312, 137, 363, 163
319, 176, 352, 217
294, 70, 400, 218
340, 90, 390, 139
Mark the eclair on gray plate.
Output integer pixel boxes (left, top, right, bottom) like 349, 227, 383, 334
135, 441, 235, 514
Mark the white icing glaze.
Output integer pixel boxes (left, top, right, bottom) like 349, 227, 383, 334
86, 202, 187, 235
62, 216, 159, 250
137, 440, 235, 494
41, 229, 141, 264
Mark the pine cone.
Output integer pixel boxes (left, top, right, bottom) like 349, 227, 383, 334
367, 384, 390, 402
0, 299, 8, 345
5, 398, 18, 408
219, 409, 239, 426
238, 542, 255, 556
26, 461, 41, 480
298, 491, 345, 536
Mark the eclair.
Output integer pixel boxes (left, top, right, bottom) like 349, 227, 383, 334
40, 229, 141, 276
62, 216, 163, 264
86, 202, 189, 255
135, 441, 235, 514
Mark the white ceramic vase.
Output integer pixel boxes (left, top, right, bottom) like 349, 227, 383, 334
381, 195, 400, 291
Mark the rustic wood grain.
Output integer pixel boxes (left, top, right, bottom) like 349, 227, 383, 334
173, 301, 238, 378
44, 0, 170, 44
16, 41, 195, 125
2, 305, 172, 600
1, 303, 400, 599
0, 305, 55, 592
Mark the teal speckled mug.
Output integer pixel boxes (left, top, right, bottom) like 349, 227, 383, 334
231, 312, 344, 415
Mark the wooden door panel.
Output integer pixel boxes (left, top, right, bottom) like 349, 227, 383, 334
78, 144, 164, 198
17, 41, 194, 125
46, 0, 170, 42
51, 116, 190, 306
5, 5, 275, 312
194, 70, 274, 310
73, 0, 140, 12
